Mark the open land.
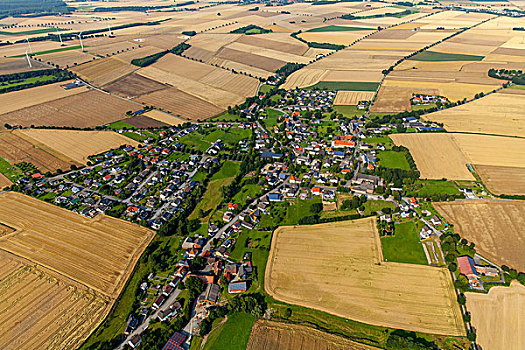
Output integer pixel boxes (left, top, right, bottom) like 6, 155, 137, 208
333, 90, 375, 105
142, 110, 186, 126
0, 90, 138, 128
265, 218, 465, 336
16, 129, 139, 164
247, 320, 381, 350
70, 57, 137, 86
435, 200, 525, 271
0, 192, 155, 349
466, 281, 525, 350
0, 131, 77, 172
474, 165, 525, 196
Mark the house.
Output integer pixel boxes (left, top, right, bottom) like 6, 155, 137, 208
268, 193, 283, 202
457, 256, 478, 280
128, 335, 142, 349
197, 283, 220, 307
430, 215, 442, 226
228, 281, 248, 294
152, 294, 166, 309
161, 332, 187, 350
475, 265, 499, 277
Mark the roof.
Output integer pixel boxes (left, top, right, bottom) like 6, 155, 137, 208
457, 256, 476, 276
228, 281, 247, 293
162, 332, 187, 350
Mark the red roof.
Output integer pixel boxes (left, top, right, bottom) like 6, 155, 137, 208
457, 256, 476, 276
333, 140, 355, 147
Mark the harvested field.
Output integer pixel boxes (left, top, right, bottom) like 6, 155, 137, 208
216, 47, 286, 72
236, 34, 308, 55
0, 173, 11, 188
136, 87, 223, 121
0, 131, 76, 172
16, 129, 139, 164
435, 200, 525, 271
37, 50, 94, 68
371, 85, 439, 113
0, 192, 155, 296
198, 69, 259, 97
0, 81, 88, 115
466, 281, 525, 350
70, 57, 137, 86
0, 57, 47, 74
247, 320, 381, 350
113, 45, 164, 63
124, 115, 168, 128
389, 133, 474, 180
333, 90, 375, 105
474, 165, 525, 196
266, 218, 465, 336
422, 92, 525, 137
143, 110, 185, 125
103, 72, 168, 97
0, 90, 137, 128
452, 134, 525, 169
0, 251, 108, 350
151, 53, 215, 80
299, 30, 373, 45
225, 42, 311, 64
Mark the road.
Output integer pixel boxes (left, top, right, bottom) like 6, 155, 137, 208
115, 287, 182, 350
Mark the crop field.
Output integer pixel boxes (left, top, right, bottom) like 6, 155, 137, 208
0, 131, 76, 172
124, 115, 168, 128
143, 110, 186, 125
17, 129, 139, 164
0, 81, 88, 116
390, 133, 474, 180
409, 51, 485, 62
103, 72, 168, 98
0, 90, 137, 128
333, 90, 375, 105
0, 192, 155, 296
435, 200, 525, 271
37, 50, 94, 68
136, 87, 224, 121
0, 57, 47, 74
422, 91, 525, 137
0, 251, 109, 350
474, 165, 525, 196
266, 218, 465, 336
466, 281, 525, 350
70, 57, 137, 86
247, 320, 381, 350
307, 81, 380, 91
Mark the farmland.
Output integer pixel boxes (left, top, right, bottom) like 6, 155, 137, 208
70, 57, 137, 86
0, 90, 138, 128
247, 320, 381, 350
266, 218, 465, 336
390, 133, 474, 180
16, 129, 139, 164
422, 91, 525, 137
333, 90, 375, 105
0, 251, 109, 350
0, 130, 76, 172
466, 281, 525, 350
435, 200, 525, 271
474, 165, 525, 195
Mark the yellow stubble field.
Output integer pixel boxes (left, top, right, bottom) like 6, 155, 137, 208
265, 218, 465, 336
466, 281, 525, 350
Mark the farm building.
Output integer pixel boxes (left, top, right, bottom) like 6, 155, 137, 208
161, 332, 187, 350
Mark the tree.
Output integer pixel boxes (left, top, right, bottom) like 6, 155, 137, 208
457, 293, 466, 305
283, 307, 292, 319
186, 276, 204, 299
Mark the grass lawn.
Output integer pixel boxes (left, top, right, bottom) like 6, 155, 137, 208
381, 221, 427, 265
334, 105, 366, 117
377, 150, 410, 170
408, 180, 460, 197
307, 81, 380, 91
0, 157, 21, 183
180, 133, 211, 152
189, 161, 240, 220
409, 51, 484, 62
259, 84, 272, 93
108, 120, 136, 130
192, 169, 208, 184
264, 108, 283, 129
509, 84, 525, 90
364, 136, 392, 144
306, 25, 373, 32
122, 131, 147, 142
210, 111, 246, 122
412, 103, 437, 111
203, 128, 251, 145
203, 312, 255, 350
166, 152, 189, 161
232, 183, 262, 206
363, 200, 395, 216
282, 198, 321, 225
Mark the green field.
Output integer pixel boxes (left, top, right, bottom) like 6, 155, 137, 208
259, 84, 272, 93
363, 200, 395, 216
306, 25, 373, 32
334, 105, 367, 117
381, 221, 427, 265
0, 28, 67, 36
210, 112, 245, 122
203, 128, 251, 145
180, 133, 212, 152
232, 183, 262, 206
12, 45, 83, 58
412, 103, 437, 111
0, 75, 57, 89
122, 131, 147, 142
0, 157, 21, 184
364, 136, 392, 144
414, 181, 460, 197
377, 151, 410, 170
203, 312, 255, 350
307, 81, 380, 91
189, 161, 240, 220
108, 120, 136, 130
509, 84, 525, 90
409, 51, 485, 62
